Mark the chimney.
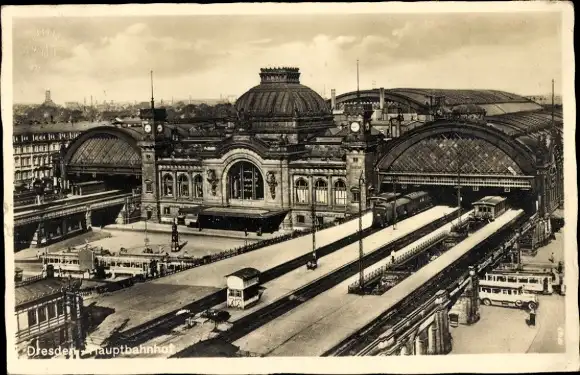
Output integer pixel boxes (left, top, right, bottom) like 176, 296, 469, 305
331, 89, 336, 110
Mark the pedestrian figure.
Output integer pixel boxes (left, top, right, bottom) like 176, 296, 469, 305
528, 307, 536, 327
549, 252, 555, 264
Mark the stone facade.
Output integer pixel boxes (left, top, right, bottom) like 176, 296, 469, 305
138, 68, 382, 231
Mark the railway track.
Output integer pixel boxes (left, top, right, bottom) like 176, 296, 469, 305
97, 223, 382, 357
325, 213, 528, 356
171, 211, 458, 358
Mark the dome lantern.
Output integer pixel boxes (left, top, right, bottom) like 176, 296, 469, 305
259, 67, 301, 84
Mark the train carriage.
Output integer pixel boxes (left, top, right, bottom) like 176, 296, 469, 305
472, 196, 507, 221
372, 190, 433, 228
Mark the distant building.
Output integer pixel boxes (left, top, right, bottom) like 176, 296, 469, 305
64, 102, 82, 110
13, 121, 102, 187
43, 90, 58, 108
526, 95, 562, 106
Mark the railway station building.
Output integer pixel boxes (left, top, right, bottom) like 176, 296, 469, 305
56, 67, 563, 240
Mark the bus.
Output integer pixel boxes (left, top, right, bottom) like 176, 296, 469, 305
482, 270, 559, 295
479, 283, 538, 310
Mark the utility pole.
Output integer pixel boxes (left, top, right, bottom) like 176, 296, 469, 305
358, 172, 365, 294
150, 70, 155, 114
356, 59, 360, 101
457, 145, 462, 228
311, 183, 317, 262
393, 176, 398, 230
551, 79, 555, 125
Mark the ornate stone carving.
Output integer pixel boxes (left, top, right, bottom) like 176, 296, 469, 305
206, 169, 218, 196
266, 171, 278, 199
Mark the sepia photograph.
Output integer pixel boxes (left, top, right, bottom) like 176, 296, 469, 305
3, 2, 577, 374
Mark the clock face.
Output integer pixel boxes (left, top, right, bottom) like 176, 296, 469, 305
144, 124, 152, 133
157, 124, 164, 133
350, 122, 360, 133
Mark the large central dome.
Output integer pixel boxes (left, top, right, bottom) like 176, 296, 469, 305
235, 67, 330, 118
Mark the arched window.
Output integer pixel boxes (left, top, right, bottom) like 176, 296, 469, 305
315, 179, 328, 204
295, 178, 309, 204
177, 174, 189, 197
193, 174, 203, 198
334, 180, 347, 205
163, 174, 174, 197
227, 161, 264, 200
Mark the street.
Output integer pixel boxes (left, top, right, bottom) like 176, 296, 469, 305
451, 230, 567, 354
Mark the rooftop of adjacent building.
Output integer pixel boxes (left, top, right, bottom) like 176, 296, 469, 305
13, 120, 111, 135
14, 275, 82, 308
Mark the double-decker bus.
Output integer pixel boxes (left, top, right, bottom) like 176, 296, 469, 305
481, 269, 561, 295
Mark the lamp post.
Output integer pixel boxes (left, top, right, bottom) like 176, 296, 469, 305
311, 183, 317, 263
393, 175, 398, 230
358, 172, 365, 294
144, 209, 150, 250
456, 145, 463, 228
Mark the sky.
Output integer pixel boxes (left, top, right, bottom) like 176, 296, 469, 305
11, 12, 563, 104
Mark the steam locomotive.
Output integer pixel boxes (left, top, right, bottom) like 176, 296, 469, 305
371, 191, 433, 228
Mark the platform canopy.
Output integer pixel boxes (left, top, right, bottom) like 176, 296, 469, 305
197, 207, 289, 233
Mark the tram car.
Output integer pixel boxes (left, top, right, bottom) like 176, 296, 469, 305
372, 191, 433, 228
472, 196, 507, 221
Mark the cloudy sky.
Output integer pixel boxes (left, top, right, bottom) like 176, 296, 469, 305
12, 12, 562, 104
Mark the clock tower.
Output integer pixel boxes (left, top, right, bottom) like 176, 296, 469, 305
342, 103, 377, 213
139, 71, 165, 223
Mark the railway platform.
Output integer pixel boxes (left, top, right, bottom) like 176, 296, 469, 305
85, 212, 374, 345
132, 206, 457, 356
234, 209, 524, 356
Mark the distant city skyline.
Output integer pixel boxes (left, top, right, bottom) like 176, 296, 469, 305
11, 11, 563, 104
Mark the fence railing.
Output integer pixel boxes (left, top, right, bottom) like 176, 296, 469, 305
15, 274, 45, 287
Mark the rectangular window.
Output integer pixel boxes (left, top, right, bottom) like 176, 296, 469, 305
492, 288, 501, 294
163, 207, 171, 215
27, 309, 37, 325
47, 303, 56, 319
529, 278, 538, 284
519, 278, 529, 284
145, 181, 153, 193
507, 277, 517, 283
295, 184, 309, 204
335, 189, 347, 205
297, 215, 305, 224
38, 307, 47, 323
353, 158, 358, 162
353, 192, 361, 203
315, 188, 328, 205
57, 300, 64, 316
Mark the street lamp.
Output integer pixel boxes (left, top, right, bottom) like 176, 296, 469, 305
358, 172, 365, 295
311, 183, 317, 263
456, 146, 463, 228
392, 175, 398, 230
144, 209, 150, 250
